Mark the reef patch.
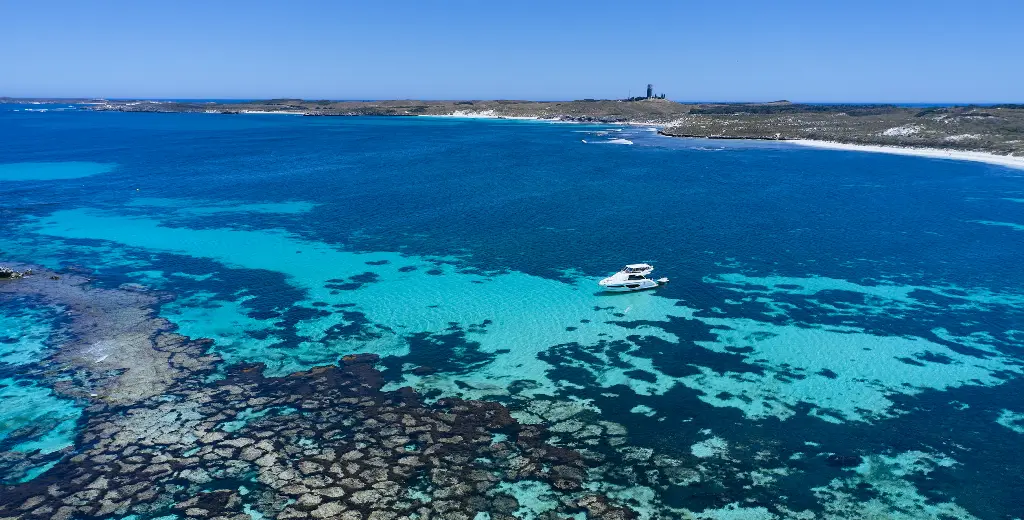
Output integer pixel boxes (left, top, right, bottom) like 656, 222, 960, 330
0, 265, 642, 519
0, 355, 640, 520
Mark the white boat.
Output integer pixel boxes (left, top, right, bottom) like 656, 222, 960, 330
598, 263, 669, 292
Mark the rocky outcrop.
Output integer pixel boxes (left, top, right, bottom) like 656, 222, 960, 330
0, 266, 30, 279
0, 354, 636, 519
0, 264, 218, 404
0, 264, 641, 520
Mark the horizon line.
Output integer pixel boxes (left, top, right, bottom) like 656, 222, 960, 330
2, 96, 1023, 105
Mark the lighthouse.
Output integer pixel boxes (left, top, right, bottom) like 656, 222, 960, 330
646, 84, 653, 99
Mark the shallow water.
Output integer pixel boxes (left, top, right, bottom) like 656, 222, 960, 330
1, 107, 1023, 518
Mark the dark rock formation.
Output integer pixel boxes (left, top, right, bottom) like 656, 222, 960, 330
0, 353, 634, 519
0, 263, 640, 520
0, 266, 30, 279
0, 264, 218, 404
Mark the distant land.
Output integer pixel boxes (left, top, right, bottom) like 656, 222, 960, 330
4, 97, 1022, 157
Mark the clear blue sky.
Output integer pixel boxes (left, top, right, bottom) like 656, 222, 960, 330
2, 0, 1022, 102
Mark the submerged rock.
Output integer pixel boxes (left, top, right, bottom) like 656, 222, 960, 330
0, 264, 217, 404
410, 365, 438, 375
0, 266, 28, 279
0, 263, 643, 518
0, 341, 634, 519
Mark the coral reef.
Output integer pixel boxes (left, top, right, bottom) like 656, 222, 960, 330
0, 264, 638, 520
0, 355, 637, 520
0, 264, 217, 404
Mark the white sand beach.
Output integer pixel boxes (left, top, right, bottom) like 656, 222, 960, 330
239, 110, 306, 115
790, 140, 1024, 170
422, 111, 556, 121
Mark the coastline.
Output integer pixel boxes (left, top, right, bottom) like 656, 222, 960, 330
788, 139, 1024, 170
418, 113, 554, 122
7, 97, 1024, 167
417, 116, 1024, 168
238, 110, 305, 115
421, 110, 543, 120
419, 112, 662, 128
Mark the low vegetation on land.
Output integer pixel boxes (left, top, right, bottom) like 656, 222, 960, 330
8, 97, 1021, 156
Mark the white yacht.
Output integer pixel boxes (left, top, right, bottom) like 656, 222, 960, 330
598, 263, 669, 292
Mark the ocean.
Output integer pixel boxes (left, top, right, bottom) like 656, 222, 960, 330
1, 107, 1022, 519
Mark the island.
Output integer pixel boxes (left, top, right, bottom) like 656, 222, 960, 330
4, 97, 1022, 158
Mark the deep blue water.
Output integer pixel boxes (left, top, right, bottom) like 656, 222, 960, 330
1, 107, 1023, 518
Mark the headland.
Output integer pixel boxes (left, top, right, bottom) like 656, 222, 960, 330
5, 97, 1023, 162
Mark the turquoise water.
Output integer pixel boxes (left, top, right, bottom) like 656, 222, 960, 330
0, 161, 114, 180
1, 108, 1023, 517
0, 381, 81, 455
0, 303, 81, 483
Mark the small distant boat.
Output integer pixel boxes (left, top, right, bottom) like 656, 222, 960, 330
598, 263, 669, 292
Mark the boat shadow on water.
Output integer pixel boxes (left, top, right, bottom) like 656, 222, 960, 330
593, 285, 664, 297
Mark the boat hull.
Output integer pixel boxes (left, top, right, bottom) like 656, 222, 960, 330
599, 280, 659, 292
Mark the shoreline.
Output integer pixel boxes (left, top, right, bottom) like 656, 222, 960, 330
9, 97, 1024, 169
418, 113, 555, 122
788, 139, 1024, 170
418, 113, 663, 127
420, 117, 1024, 169
238, 110, 306, 115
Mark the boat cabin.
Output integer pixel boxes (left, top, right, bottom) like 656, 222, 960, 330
622, 263, 653, 274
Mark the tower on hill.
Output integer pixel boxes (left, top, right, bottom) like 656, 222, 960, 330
646, 84, 653, 99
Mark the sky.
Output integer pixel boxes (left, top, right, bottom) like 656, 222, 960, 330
1, 0, 1022, 102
